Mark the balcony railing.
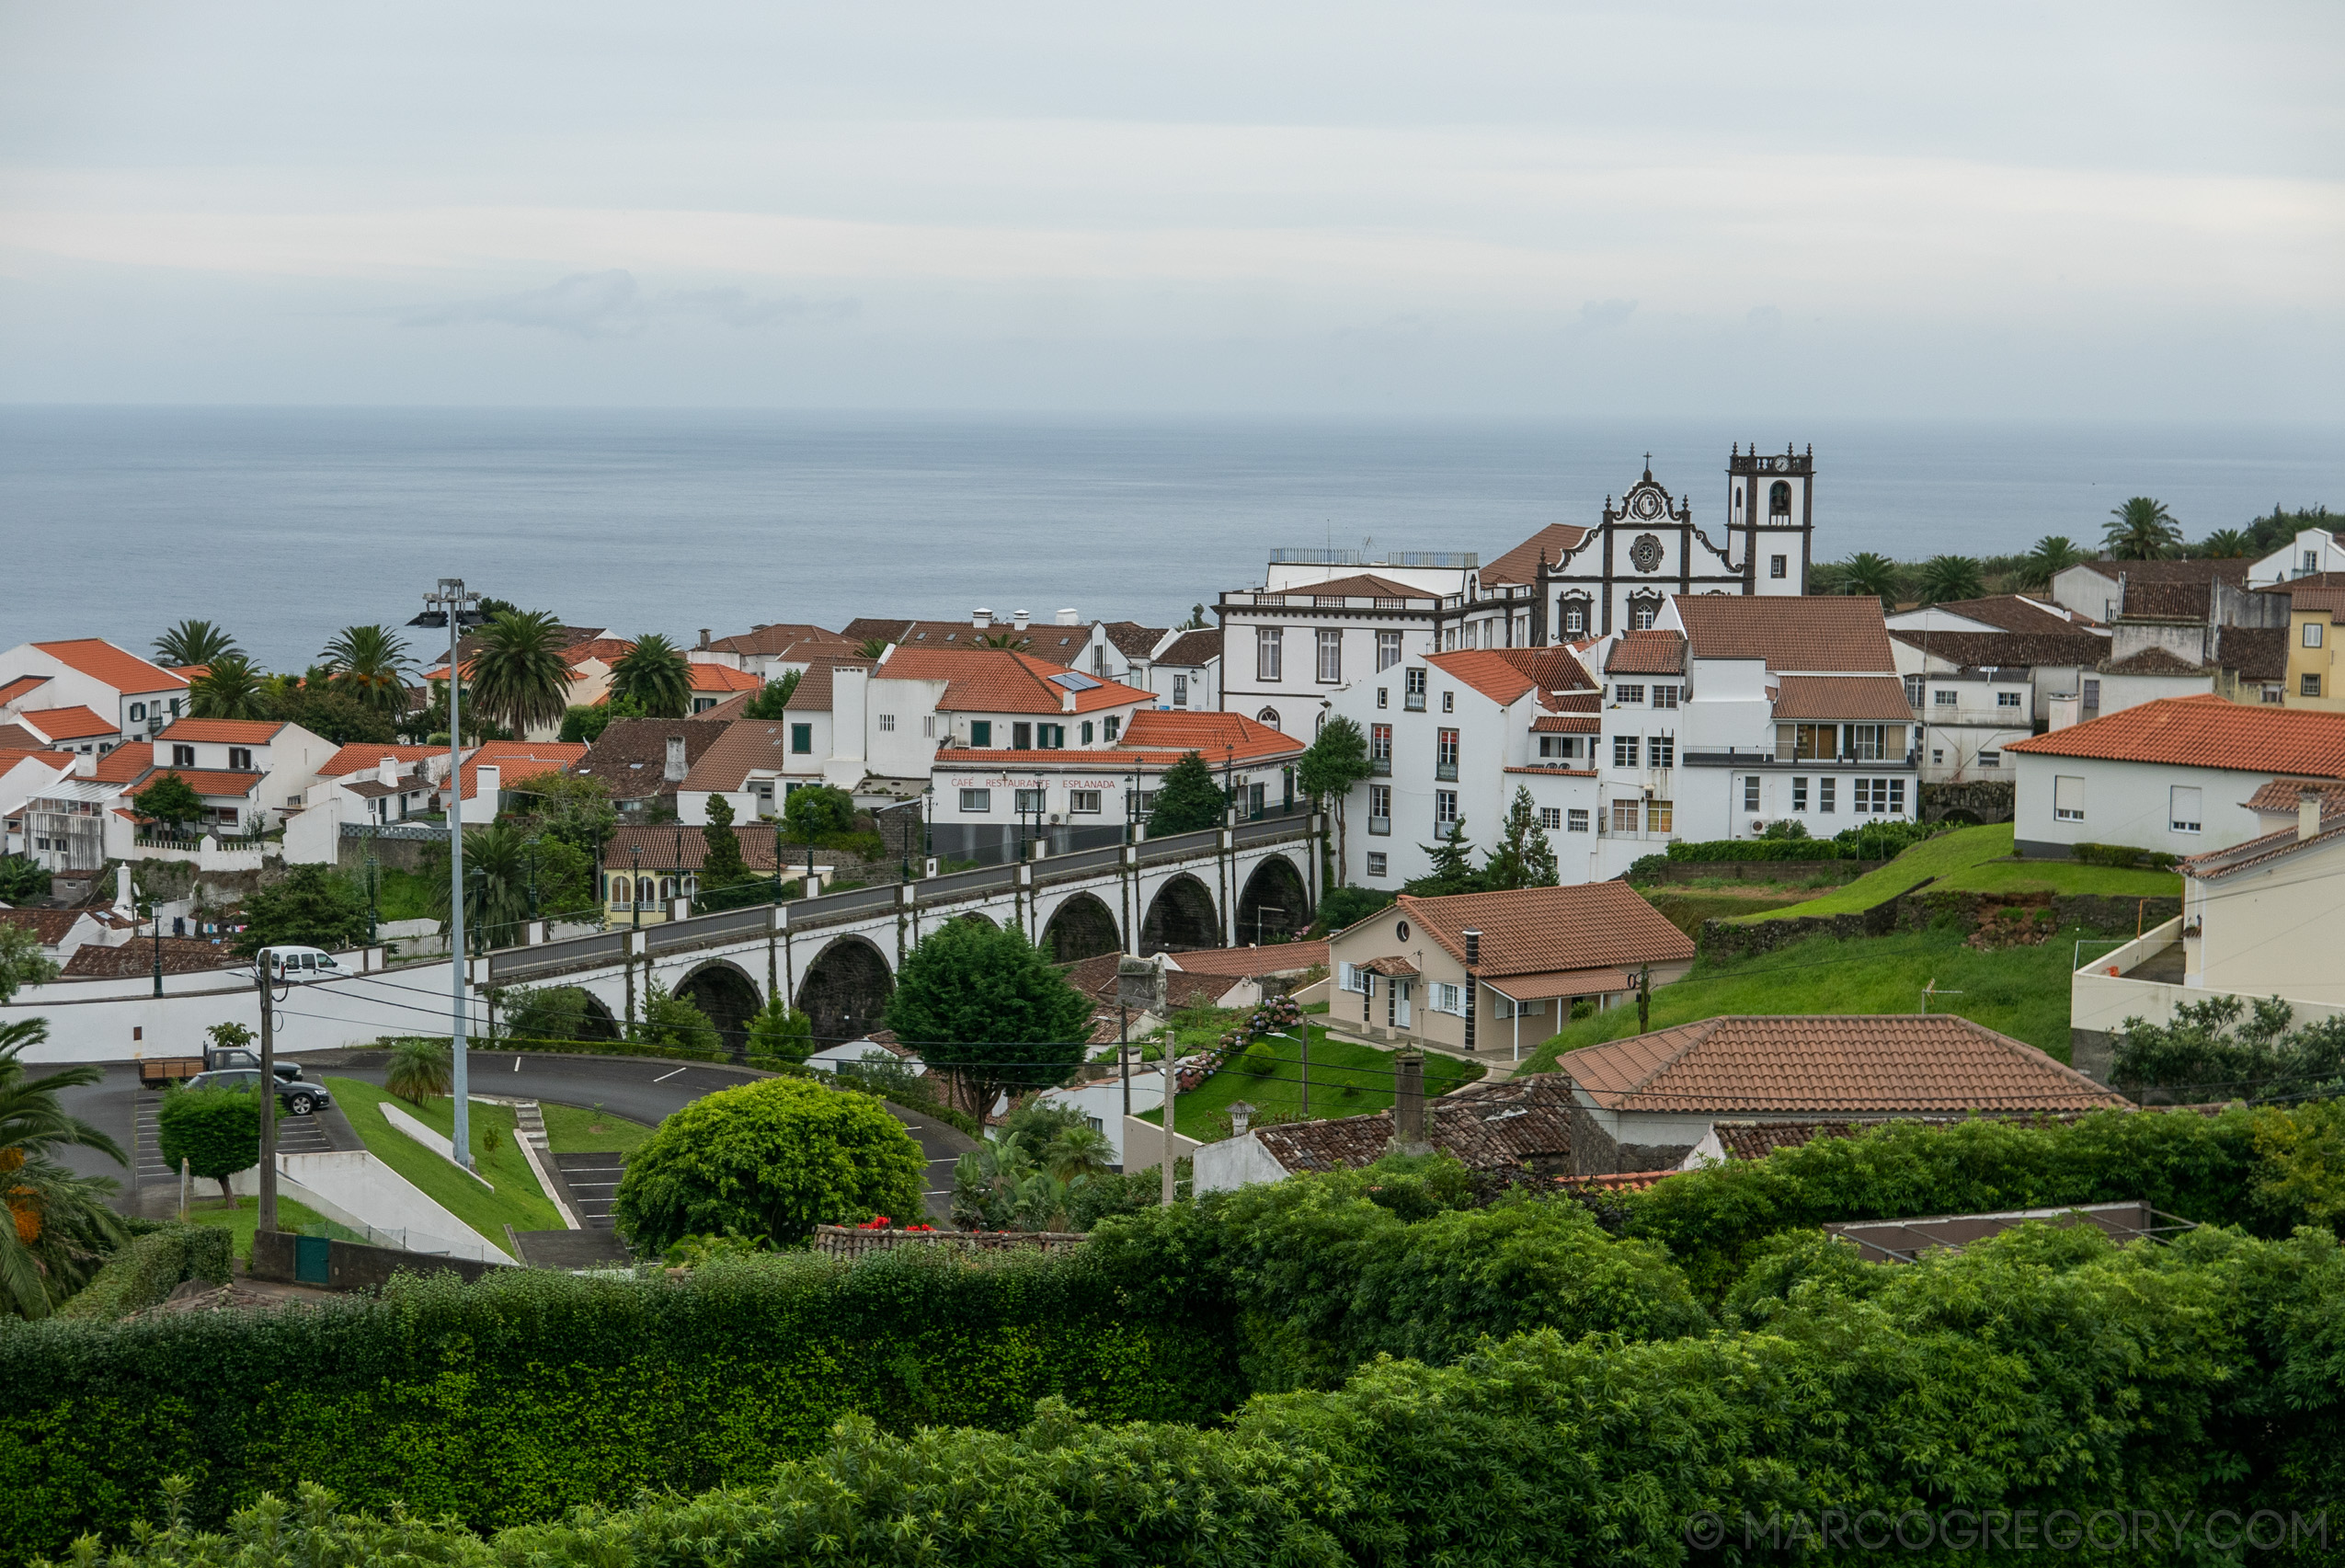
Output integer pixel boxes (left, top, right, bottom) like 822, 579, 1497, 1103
1369, 758, 1391, 776
1403, 692, 1426, 712
1367, 816, 1392, 836
1435, 762, 1458, 781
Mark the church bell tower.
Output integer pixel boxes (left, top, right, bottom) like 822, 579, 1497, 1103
1727, 443, 1814, 597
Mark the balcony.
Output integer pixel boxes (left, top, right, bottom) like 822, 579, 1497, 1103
1367, 816, 1392, 836
1436, 762, 1458, 782
1369, 758, 1391, 776
1404, 692, 1426, 712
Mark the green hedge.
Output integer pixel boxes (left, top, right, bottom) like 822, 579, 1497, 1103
55, 1222, 232, 1322
50, 1222, 2345, 1568
2072, 840, 2183, 870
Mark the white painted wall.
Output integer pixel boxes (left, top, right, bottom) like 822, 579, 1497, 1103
2189, 832, 2345, 1003
2011, 752, 2276, 856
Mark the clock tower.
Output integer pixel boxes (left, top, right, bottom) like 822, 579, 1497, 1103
1726, 442, 1814, 597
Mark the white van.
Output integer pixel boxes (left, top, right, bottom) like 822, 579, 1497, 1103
258, 946, 349, 984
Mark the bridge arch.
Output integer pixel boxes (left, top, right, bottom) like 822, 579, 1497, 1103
674, 959, 762, 1058
795, 935, 894, 1047
1235, 853, 1310, 946
1040, 891, 1121, 964
1139, 873, 1220, 955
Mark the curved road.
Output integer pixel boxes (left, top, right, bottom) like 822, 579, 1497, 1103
57, 1050, 976, 1228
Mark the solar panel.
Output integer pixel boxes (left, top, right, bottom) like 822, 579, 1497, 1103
1049, 671, 1102, 691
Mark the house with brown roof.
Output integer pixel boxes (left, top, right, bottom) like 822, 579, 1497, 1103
1195, 1071, 1577, 1194
0, 639, 191, 753
572, 719, 733, 818
599, 820, 794, 926
844, 608, 1117, 672
1551, 1014, 2123, 1174
2050, 556, 2252, 626
2247, 525, 2345, 590
1330, 881, 1694, 1057
692, 623, 857, 680
1145, 626, 1220, 712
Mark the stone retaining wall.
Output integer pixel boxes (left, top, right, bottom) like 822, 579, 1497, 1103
1700, 876, 2183, 960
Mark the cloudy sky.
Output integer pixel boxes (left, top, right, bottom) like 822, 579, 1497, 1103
1, 2, 2338, 417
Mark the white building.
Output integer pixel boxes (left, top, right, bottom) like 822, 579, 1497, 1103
1218, 568, 1454, 740
0, 640, 192, 757
1137, 627, 1220, 712
2006, 695, 2345, 858
0, 747, 80, 859
2247, 528, 2345, 589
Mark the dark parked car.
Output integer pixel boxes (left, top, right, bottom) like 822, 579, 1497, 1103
180, 1068, 332, 1116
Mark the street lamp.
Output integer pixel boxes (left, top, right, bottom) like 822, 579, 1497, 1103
408, 578, 487, 1171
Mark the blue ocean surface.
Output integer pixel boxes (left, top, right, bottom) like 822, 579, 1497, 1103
0, 406, 2337, 670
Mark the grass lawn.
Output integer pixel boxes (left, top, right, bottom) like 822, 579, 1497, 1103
323, 1077, 562, 1244
370, 866, 442, 923
177, 1194, 339, 1265
541, 1100, 656, 1154
1516, 923, 2094, 1074
1641, 888, 1815, 936
1735, 824, 2178, 921
1137, 1024, 1485, 1142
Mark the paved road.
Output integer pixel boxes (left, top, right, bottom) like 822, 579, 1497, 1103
56, 1050, 977, 1225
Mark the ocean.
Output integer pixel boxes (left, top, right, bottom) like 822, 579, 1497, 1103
1, 407, 2338, 670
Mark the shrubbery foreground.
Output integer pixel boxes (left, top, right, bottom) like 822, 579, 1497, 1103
11, 1104, 2345, 1564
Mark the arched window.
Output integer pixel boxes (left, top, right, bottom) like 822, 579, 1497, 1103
1257, 707, 1281, 730
1629, 594, 1662, 631
606, 874, 623, 903
659, 876, 678, 901
1561, 598, 1589, 637
682, 875, 698, 898
1768, 480, 1791, 517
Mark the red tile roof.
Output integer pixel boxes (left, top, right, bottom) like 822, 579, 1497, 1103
1889, 628, 2110, 670
1605, 631, 1687, 675
0, 674, 51, 705
1924, 595, 2084, 634
704, 624, 856, 660
1484, 522, 1591, 586
2006, 695, 2345, 778
90, 747, 155, 784
1359, 882, 1694, 979
1255, 1072, 1576, 1176
606, 823, 786, 872
845, 618, 1094, 664
65, 938, 244, 979
2281, 585, 2345, 615
1427, 650, 1540, 706
2177, 801, 2345, 881
1061, 952, 1242, 1012
318, 742, 443, 779
1770, 675, 1914, 722
29, 639, 187, 692
17, 705, 118, 740
453, 741, 588, 801
137, 768, 263, 800
1168, 941, 1327, 978
681, 719, 798, 791
154, 718, 287, 744
2243, 777, 2345, 816
2099, 646, 2204, 676
1121, 709, 1304, 762
785, 657, 875, 712
1673, 595, 1895, 672
2072, 557, 2252, 587
1557, 1014, 2126, 1114
1528, 715, 1599, 733
1272, 572, 1435, 601
876, 647, 1150, 715
0, 746, 78, 774
687, 662, 764, 693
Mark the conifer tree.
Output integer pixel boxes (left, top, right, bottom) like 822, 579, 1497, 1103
1145, 750, 1228, 835
1482, 785, 1560, 890
1406, 818, 1481, 896
701, 795, 750, 887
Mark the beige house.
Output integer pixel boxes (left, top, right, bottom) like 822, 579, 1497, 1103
2176, 786, 2345, 1006
1329, 881, 1694, 1058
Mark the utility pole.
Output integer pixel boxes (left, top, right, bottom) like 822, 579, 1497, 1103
1638, 963, 1651, 1033
411, 578, 486, 1169
254, 955, 279, 1234
1161, 1051, 1178, 1207
1299, 1025, 1310, 1116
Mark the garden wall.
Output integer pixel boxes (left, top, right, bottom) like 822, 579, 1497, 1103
1698, 877, 2182, 960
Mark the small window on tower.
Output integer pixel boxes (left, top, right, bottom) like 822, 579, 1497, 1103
1769, 555, 1787, 579
1768, 480, 1791, 516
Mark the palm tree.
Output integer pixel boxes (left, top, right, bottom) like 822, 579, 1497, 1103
609, 634, 692, 718
2196, 528, 2251, 559
852, 637, 889, 660
153, 619, 241, 669
186, 653, 269, 720
466, 612, 573, 738
321, 624, 415, 717
0, 1018, 128, 1318
440, 820, 536, 953
2018, 534, 2085, 589
2104, 497, 2181, 560
974, 631, 1032, 651
1838, 552, 1903, 610
1041, 1124, 1115, 1184
383, 1036, 452, 1108
1916, 555, 1985, 606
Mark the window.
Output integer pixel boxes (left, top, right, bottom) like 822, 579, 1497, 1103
1905, 676, 1925, 706
2082, 679, 2100, 709
1631, 601, 1659, 631
1608, 798, 1640, 833
1441, 690, 1454, 713
1436, 728, 1459, 779
969, 720, 992, 747
2170, 785, 2202, 833
877, 713, 897, 733
1377, 686, 1388, 708
1256, 626, 1284, 681
1257, 707, 1281, 729
2307, 550, 2322, 573
1852, 777, 1906, 814
1769, 554, 1788, 579
1567, 808, 1589, 832
1980, 750, 2001, 767
1561, 601, 1586, 636
1538, 735, 1579, 760
1997, 692, 2022, 709
1172, 673, 1188, 706
1932, 749, 1945, 764
791, 723, 813, 754
1014, 788, 1046, 814
171, 744, 195, 767
1615, 684, 1645, 704
1649, 735, 1675, 769
1818, 777, 1836, 814
1080, 720, 1093, 744
2306, 674, 2326, 698
1847, 725, 1888, 761
1104, 715, 1120, 740
1317, 629, 1343, 682
1432, 982, 1466, 1016
1612, 735, 1639, 768
923, 715, 936, 738
1377, 630, 1402, 670
1366, 852, 1389, 876
959, 789, 991, 812
1539, 806, 1562, 830
1012, 722, 1033, 749
1743, 775, 1760, 812
129, 703, 144, 722
1405, 669, 1427, 710
1647, 799, 1673, 833
1934, 688, 1958, 706
1435, 789, 1459, 825
1792, 776, 1809, 812
1070, 789, 1102, 814
1038, 724, 1065, 749
1768, 479, 1791, 516
1368, 783, 1392, 832
2307, 623, 2327, 648
1652, 684, 1678, 709
2263, 684, 2285, 704
227, 747, 253, 770
1370, 724, 1391, 767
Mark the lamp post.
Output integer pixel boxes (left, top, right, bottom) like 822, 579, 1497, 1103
409, 578, 486, 1170
1223, 747, 1236, 822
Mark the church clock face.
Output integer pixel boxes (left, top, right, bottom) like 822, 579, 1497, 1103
1630, 532, 1664, 573
1630, 487, 1664, 520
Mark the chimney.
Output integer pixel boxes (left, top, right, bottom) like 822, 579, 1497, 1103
1462, 927, 1481, 967
475, 764, 500, 807
377, 756, 398, 788
115, 864, 135, 919
1390, 1049, 1429, 1153
697, 628, 711, 650
664, 736, 688, 783
1012, 610, 1031, 633
973, 608, 992, 630
1228, 1100, 1256, 1137
1056, 607, 1080, 626
2301, 788, 2323, 841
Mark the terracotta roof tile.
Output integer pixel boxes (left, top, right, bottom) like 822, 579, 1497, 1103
29, 639, 187, 692
0, 908, 88, 946
154, 718, 288, 744
2242, 777, 2345, 815
2119, 581, 2214, 622
1887, 629, 2110, 670
607, 823, 785, 872
573, 719, 732, 798
90, 747, 155, 784
846, 619, 1092, 664
0, 725, 44, 750
1673, 595, 1895, 672
1529, 715, 1600, 733
704, 624, 854, 659
1168, 942, 1327, 978
2007, 696, 2345, 777
681, 720, 799, 791
1366, 882, 1694, 979
876, 647, 1150, 715
2074, 557, 2252, 587
1484, 522, 1592, 586
1254, 1073, 1575, 1175
1557, 1014, 2126, 1114
559, 637, 637, 666
785, 656, 877, 713
1424, 650, 1539, 706
17, 706, 118, 740
1264, 573, 1433, 601
65, 937, 244, 979
1103, 621, 1168, 659
318, 743, 442, 779
2214, 624, 2288, 681
1118, 710, 1300, 762
687, 662, 764, 693
0, 746, 78, 774
2177, 803, 2345, 880
1925, 595, 2084, 633
1770, 674, 1915, 722
0, 674, 51, 705
1605, 631, 1687, 675
138, 768, 262, 799
1060, 953, 1239, 1011
1156, 628, 1221, 667
454, 741, 587, 801
2098, 646, 2205, 676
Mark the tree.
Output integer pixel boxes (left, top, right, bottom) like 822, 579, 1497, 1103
1313, 883, 1395, 936
2019, 534, 2085, 589
319, 625, 415, 717
187, 654, 268, 721
0, 926, 59, 1001
468, 611, 574, 739
559, 693, 643, 743
883, 919, 1091, 1116
2196, 528, 2252, 559
0, 1018, 126, 1318
742, 669, 802, 720
1481, 786, 1559, 890
156, 1083, 263, 1202
1836, 552, 1902, 610
232, 865, 370, 956
267, 679, 395, 745
1043, 1123, 1115, 1184
1146, 750, 1227, 836
700, 795, 751, 888
2104, 497, 2182, 560
1916, 555, 1985, 605
0, 853, 52, 904
1180, 602, 1209, 630
1406, 818, 1480, 897
782, 784, 856, 844
609, 634, 692, 717
132, 773, 207, 837
153, 619, 241, 669
637, 979, 721, 1055
974, 631, 1030, 650
441, 821, 534, 952
611, 1075, 925, 1250
744, 996, 815, 1064
2110, 994, 2345, 1100
852, 637, 889, 660
509, 770, 617, 853
1298, 715, 1374, 886
383, 1036, 452, 1107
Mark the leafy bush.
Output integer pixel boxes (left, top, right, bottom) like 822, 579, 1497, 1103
2073, 840, 2181, 870
827, 1050, 983, 1139
2111, 993, 2345, 1100
154, 1085, 263, 1201
382, 1036, 451, 1106
0, 853, 51, 903
743, 995, 815, 1064
498, 984, 601, 1047
612, 1076, 926, 1250
58, 1223, 232, 1321
1660, 820, 1947, 864
1310, 882, 1394, 935
635, 978, 721, 1055
1237, 1039, 1276, 1075
231, 865, 369, 956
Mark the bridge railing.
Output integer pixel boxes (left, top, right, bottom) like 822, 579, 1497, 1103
486, 928, 626, 986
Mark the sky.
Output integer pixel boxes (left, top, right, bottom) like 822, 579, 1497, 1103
0, 2, 2339, 418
